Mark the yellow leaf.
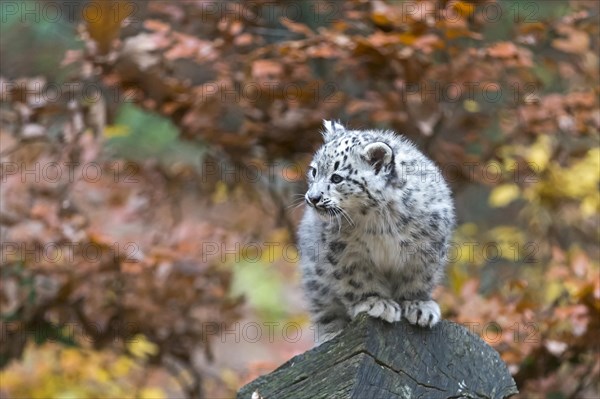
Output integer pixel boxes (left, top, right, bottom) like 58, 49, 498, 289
212, 181, 228, 204
448, 263, 470, 292
55, 391, 85, 399
220, 368, 239, 388
128, 334, 159, 359
113, 356, 135, 376
581, 194, 599, 216
140, 388, 166, 399
544, 281, 564, 303
94, 369, 111, 383
488, 226, 525, 244
489, 184, 520, 207
526, 135, 552, 172
463, 99, 480, 113
458, 222, 478, 236
104, 124, 130, 138
487, 226, 526, 262
543, 147, 599, 199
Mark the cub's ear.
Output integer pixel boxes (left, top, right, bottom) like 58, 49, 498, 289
362, 142, 393, 174
322, 120, 345, 142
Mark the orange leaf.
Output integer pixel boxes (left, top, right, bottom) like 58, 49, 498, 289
371, 12, 393, 27
85, 0, 133, 54
452, 1, 476, 18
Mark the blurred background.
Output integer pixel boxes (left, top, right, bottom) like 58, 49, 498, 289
0, 0, 598, 398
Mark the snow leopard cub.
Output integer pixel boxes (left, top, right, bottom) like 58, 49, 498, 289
298, 120, 455, 344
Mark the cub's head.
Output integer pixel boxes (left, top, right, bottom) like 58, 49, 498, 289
305, 120, 396, 218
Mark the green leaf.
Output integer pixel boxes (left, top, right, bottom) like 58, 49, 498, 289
230, 260, 286, 319
105, 104, 206, 167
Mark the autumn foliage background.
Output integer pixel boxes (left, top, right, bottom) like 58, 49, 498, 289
0, 0, 598, 398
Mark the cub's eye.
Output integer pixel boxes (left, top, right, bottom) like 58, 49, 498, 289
308, 167, 317, 178
330, 173, 343, 183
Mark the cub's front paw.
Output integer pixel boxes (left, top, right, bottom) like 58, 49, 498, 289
401, 300, 440, 327
351, 297, 401, 323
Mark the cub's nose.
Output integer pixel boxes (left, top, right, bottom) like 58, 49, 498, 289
306, 193, 322, 206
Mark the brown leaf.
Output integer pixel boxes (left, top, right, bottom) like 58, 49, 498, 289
487, 42, 519, 58
251, 60, 283, 80
280, 18, 314, 38
552, 25, 590, 55
144, 19, 171, 33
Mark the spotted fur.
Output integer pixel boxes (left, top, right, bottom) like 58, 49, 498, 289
299, 121, 455, 344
